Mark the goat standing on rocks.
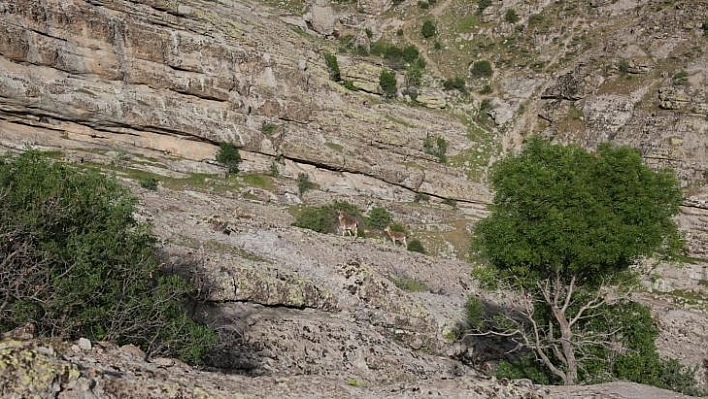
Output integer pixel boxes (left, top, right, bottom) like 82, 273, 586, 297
384, 226, 407, 247
338, 210, 358, 238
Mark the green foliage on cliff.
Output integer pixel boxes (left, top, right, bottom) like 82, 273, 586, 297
0, 151, 216, 365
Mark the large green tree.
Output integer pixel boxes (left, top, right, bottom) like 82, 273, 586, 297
471, 137, 684, 385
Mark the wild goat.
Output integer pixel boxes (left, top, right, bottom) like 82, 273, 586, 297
338, 210, 358, 237
384, 226, 407, 247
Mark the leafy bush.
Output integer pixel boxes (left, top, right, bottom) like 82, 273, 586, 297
0, 151, 216, 364
443, 77, 466, 93
292, 206, 333, 233
423, 133, 448, 163
477, 0, 492, 13
379, 70, 398, 97
470, 60, 493, 77
618, 59, 630, 75
297, 173, 315, 197
269, 160, 280, 177
216, 142, 242, 175
405, 64, 425, 88
324, 52, 341, 81
371, 40, 403, 61
407, 238, 426, 254
479, 84, 493, 94
140, 176, 159, 190
292, 201, 362, 234
343, 80, 358, 91
418, 0, 429, 9
421, 20, 436, 38
672, 70, 688, 85
261, 122, 278, 135
402, 45, 420, 63
505, 8, 519, 23
702, 19, 708, 35
366, 206, 393, 230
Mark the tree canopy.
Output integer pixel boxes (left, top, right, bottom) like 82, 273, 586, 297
473, 137, 683, 287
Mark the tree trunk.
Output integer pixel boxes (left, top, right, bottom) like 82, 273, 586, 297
551, 305, 578, 385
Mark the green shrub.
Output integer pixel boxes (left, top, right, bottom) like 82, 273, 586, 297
505, 8, 519, 23
324, 52, 341, 81
479, 84, 493, 94
407, 238, 426, 254
262, 122, 277, 135
293, 201, 362, 234
433, 40, 442, 50
421, 20, 436, 38
140, 176, 159, 190
392, 0, 404, 5
216, 142, 242, 175
402, 45, 420, 63
379, 70, 397, 97
366, 206, 393, 230
423, 134, 448, 163
418, 0, 429, 9
702, 19, 708, 35
390, 276, 429, 292
343, 80, 358, 91
396, 28, 404, 36
365, 28, 373, 38
297, 173, 315, 197
443, 77, 466, 93
477, 0, 492, 13
388, 222, 407, 233
414, 192, 430, 202
0, 151, 216, 364
527, 13, 544, 27
405, 64, 425, 88
269, 160, 280, 177
292, 206, 333, 233
618, 59, 630, 75
672, 70, 688, 85
470, 60, 493, 77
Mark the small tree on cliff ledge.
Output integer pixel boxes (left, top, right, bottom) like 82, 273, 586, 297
470, 137, 684, 385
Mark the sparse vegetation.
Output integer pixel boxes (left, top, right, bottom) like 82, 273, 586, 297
343, 80, 358, 91
262, 122, 278, 135
292, 201, 361, 234
379, 70, 398, 97
414, 192, 430, 202
366, 206, 393, 230
470, 60, 493, 78
0, 151, 216, 365
505, 9, 519, 24
422, 20, 436, 39
477, 0, 492, 13
297, 173, 315, 197
269, 160, 280, 177
324, 52, 341, 81
140, 176, 159, 190
390, 275, 429, 292
423, 133, 448, 163
407, 238, 426, 254
402, 45, 420, 63
216, 142, 242, 175
618, 59, 630, 75
672, 70, 688, 86
443, 77, 466, 93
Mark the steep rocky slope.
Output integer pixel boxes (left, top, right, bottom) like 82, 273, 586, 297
1, 0, 707, 397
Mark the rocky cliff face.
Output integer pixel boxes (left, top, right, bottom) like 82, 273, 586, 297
1, 0, 707, 397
